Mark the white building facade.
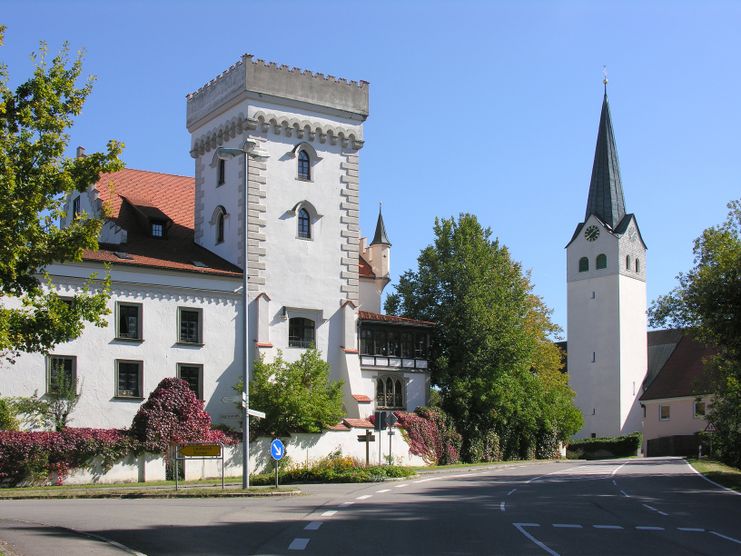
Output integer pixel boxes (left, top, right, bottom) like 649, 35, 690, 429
566, 89, 648, 438
0, 56, 431, 429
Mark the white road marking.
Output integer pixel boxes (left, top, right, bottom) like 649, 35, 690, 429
288, 538, 310, 550
612, 479, 617, 486
620, 490, 630, 498
500, 501, 505, 512
339, 501, 354, 507
636, 526, 664, 531
593, 525, 623, 530
304, 521, 322, 531
394, 483, 408, 488
553, 524, 582, 528
610, 462, 629, 476
376, 488, 390, 493
413, 477, 439, 484
321, 510, 337, 517
709, 531, 741, 545
507, 488, 517, 495
685, 459, 741, 496
513, 523, 559, 556
677, 527, 705, 532
356, 495, 372, 500
642, 503, 667, 516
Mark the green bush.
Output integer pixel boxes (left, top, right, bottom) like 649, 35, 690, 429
566, 433, 641, 460
250, 451, 415, 485
0, 398, 19, 431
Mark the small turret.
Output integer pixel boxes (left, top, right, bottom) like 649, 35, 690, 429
367, 205, 391, 279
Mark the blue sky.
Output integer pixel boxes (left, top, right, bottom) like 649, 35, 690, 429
3, 1, 739, 334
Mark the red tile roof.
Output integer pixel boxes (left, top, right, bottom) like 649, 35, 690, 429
342, 418, 374, 429
328, 423, 351, 431
359, 255, 375, 278
640, 334, 716, 401
352, 394, 372, 403
358, 311, 435, 327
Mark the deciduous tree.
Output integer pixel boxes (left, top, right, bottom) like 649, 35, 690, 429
0, 26, 123, 362
650, 199, 741, 467
385, 214, 582, 461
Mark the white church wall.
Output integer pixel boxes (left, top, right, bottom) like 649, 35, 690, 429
618, 274, 648, 434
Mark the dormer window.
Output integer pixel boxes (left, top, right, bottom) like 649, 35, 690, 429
151, 221, 165, 238
217, 158, 226, 186
298, 149, 311, 180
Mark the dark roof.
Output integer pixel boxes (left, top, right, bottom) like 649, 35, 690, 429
359, 254, 375, 278
358, 310, 435, 327
585, 93, 626, 229
370, 206, 391, 246
640, 333, 716, 401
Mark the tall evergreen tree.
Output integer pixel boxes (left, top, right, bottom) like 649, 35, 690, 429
386, 214, 582, 460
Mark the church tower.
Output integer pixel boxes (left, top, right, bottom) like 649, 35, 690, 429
566, 85, 648, 438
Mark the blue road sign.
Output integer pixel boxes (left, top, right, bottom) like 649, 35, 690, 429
270, 438, 285, 461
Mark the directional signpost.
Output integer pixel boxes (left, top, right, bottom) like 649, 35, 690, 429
357, 430, 376, 466
221, 393, 265, 488
270, 438, 285, 488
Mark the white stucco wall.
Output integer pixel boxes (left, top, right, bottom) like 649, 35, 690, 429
0, 262, 242, 429
642, 395, 711, 453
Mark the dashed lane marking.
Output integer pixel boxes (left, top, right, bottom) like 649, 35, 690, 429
339, 501, 354, 507
500, 501, 505, 512
355, 495, 372, 500
394, 483, 408, 488
320, 510, 337, 517
507, 488, 517, 496
288, 538, 310, 551
304, 522, 322, 531
678, 528, 705, 532
642, 503, 669, 516
376, 489, 390, 493
636, 526, 664, 531
593, 525, 623, 530
553, 524, 582, 528
620, 490, 629, 498
611, 462, 629, 476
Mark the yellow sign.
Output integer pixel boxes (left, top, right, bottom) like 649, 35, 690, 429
180, 444, 221, 457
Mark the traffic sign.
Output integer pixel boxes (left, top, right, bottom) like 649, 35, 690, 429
247, 408, 266, 419
180, 444, 221, 457
221, 393, 247, 403
270, 438, 285, 461
357, 434, 376, 442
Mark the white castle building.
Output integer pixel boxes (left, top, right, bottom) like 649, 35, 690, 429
0, 55, 432, 429
566, 86, 648, 438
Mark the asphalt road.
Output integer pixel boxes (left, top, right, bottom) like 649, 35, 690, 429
0, 458, 739, 555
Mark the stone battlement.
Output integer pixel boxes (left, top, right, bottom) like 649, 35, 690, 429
187, 54, 369, 130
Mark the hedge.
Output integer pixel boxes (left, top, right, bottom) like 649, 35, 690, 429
566, 432, 641, 460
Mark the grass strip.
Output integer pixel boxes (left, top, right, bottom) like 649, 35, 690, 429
688, 458, 741, 492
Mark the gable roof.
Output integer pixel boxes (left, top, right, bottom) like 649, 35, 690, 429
640, 333, 716, 401
84, 168, 241, 277
359, 254, 375, 278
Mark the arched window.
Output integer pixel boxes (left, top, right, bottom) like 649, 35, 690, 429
625, 255, 631, 270
635, 258, 640, 273
298, 149, 311, 180
579, 257, 589, 272
376, 377, 404, 409
288, 317, 315, 348
596, 254, 607, 270
213, 205, 227, 245
298, 208, 311, 239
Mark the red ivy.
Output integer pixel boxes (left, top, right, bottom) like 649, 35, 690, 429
393, 408, 462, 465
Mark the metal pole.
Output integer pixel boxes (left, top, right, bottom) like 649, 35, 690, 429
242, 150, 250, 489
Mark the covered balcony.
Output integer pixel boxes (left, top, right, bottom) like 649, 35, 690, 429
358, 311, 434, 371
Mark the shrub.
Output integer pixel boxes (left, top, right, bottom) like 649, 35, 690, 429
131, 377, 232, 455
0, 428, 137, 486
250, 451, 415, 485
566, 433, 641, 460
394, 406, 462, 465
0, 398, 19, 431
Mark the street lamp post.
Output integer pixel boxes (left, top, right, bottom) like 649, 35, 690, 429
214, 140, 268, 489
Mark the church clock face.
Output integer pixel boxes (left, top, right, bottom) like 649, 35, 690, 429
584, 225, 600, 242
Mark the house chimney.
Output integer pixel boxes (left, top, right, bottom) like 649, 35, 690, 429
76, 146, 86, 159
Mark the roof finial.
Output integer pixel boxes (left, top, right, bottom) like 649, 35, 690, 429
602, 65, 608, 96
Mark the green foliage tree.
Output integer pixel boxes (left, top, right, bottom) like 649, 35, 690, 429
650, 199, 741, 467
385, 214, 582, 461
0, 26, 123, 362
236, 349, 345, 437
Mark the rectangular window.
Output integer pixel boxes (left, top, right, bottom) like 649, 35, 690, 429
178, 307, 202, 344
151, 222, 164, 238
116, 360, 143, 398
217, 159, 225, 185
177, 364, 203, 400
47, 355, 76, 394
72, 196, 81, 217
659, 404, 671, 421
117, 303, 142, 340
693, 400, 706, 419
